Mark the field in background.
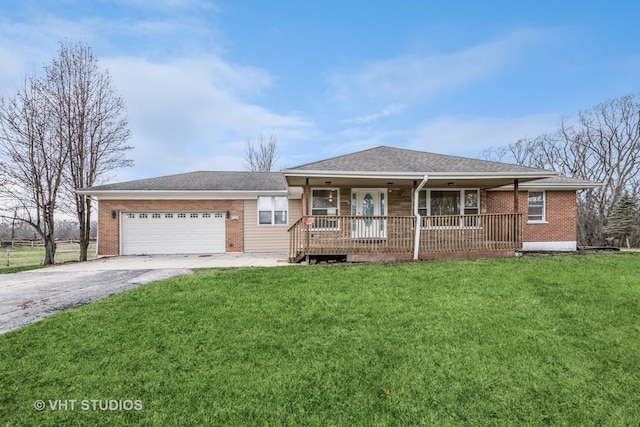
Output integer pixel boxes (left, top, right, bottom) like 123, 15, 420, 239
0, 241, 97, 269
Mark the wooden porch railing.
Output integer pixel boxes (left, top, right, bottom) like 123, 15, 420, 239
289, 213, 523, 262
419, 213, 522, 253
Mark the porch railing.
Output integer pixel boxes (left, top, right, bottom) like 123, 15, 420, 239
288, 213, 522, 262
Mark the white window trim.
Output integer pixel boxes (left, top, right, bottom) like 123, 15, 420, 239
310, 187, 340, 230
527, 190, 547, 224
418, 188, 481, 229
258, 196, 289, 226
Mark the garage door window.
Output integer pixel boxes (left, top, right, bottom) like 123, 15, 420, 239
258, 196, 288, 225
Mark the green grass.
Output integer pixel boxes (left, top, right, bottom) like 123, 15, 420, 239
0, 245, 97, 270
2, 253, 640, 426
0, 265, 43, 274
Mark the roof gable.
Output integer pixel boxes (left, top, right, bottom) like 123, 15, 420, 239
285, 146, 553, 174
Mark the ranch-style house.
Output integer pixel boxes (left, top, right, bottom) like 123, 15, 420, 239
78, 146, 599, 262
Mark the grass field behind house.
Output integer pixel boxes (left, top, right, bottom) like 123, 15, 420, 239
2, 254, 640, 425
0, 242, 97, 270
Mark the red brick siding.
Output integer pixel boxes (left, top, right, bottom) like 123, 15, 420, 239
485, 190, 577, 242
97, 199, 244, 255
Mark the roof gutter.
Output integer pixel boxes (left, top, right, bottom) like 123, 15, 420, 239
74, 189, 291, 200
283, 169, 557, 180
413, 175, 429, 261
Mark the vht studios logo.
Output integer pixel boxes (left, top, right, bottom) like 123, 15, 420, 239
34, 399, 143, 411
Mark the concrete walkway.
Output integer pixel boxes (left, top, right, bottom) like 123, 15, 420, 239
0, 253, 291, 334
47, 253, 291, 271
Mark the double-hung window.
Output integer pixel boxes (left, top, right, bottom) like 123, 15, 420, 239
258, 196, 288, 225
527, 191, 545, 222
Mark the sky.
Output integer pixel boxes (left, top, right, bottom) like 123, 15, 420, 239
1, 0, 640, 183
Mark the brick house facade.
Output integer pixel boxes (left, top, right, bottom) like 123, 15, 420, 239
97, 199, 244, 256
486, 190, 578, 246
80, 146, 598, 259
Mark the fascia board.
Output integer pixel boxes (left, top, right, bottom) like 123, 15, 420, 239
490, 182, 602, 191
283, 170, 557, 180
282, 170, 424, 179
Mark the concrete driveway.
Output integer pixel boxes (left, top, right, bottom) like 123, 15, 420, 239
0, 253, 289, 334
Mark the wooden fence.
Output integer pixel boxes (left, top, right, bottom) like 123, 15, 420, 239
2, 241, 97, 269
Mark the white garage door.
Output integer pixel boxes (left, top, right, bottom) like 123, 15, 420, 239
121, 212, 226, 255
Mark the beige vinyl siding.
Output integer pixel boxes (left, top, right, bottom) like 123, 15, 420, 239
244, 198, 302, 253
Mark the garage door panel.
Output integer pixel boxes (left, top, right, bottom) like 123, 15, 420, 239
121, 212, 225, 255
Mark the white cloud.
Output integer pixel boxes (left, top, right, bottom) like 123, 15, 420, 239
408, 114, 561, 156
340, 104, 406, 124
0, 6, 316, 180
104, 55, 314, 179
328, 28, 550, 107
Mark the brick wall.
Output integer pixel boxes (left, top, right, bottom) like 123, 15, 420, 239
485, 190, 577, 242
97, 199, 244, 255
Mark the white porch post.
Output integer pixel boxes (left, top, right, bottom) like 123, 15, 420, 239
413, 175, 429, 260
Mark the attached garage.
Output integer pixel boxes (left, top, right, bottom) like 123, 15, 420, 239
120, 211, 226, 255
79, 171, 293, 256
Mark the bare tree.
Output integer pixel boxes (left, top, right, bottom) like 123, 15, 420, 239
483, 93, 640, 246
0, 41, 132, 265
47, 41, 132, 261
0, 76, 68, 264
244, 133, 280, 172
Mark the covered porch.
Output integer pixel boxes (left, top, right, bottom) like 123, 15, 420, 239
288, 213, 523, 262
282, 146, 557, 263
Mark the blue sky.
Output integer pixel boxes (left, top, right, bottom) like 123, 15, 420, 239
1, 0, 639, 182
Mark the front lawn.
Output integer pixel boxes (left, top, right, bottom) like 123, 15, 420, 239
2, 254, 640, 425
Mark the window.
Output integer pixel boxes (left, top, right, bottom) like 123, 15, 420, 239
464, 190, 479, 215
165, 213, 173, 219
528, 191, 545, 222
190, 213, 199, 218
177, 213, 186, 218
418, 189, 480, 227
418, 189, 480, 216
430, 191, 461, 215
258, 196, 288, 225
139, 213, 148, 219
311, 188, 339, 229
202, 213, 211, 218
311, 189, 339, 215
152, 213, 161, 219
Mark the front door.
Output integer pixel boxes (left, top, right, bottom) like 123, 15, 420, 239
351, 189, 386, 238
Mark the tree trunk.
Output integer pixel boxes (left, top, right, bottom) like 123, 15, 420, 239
77, 195, 92, 261
43, 236, 56, 265
79, 222, 88, 261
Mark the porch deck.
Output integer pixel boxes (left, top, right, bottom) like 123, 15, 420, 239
288, 213, 523, 262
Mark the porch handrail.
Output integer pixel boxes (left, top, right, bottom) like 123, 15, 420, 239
289, 213, 523, 261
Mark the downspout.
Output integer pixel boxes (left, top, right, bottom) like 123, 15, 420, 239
413, 175, 429, 260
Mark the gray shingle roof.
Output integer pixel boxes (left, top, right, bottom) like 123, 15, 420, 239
516, 176, 601, 188
285, 146, 554, 174
85, 171, 287, 192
